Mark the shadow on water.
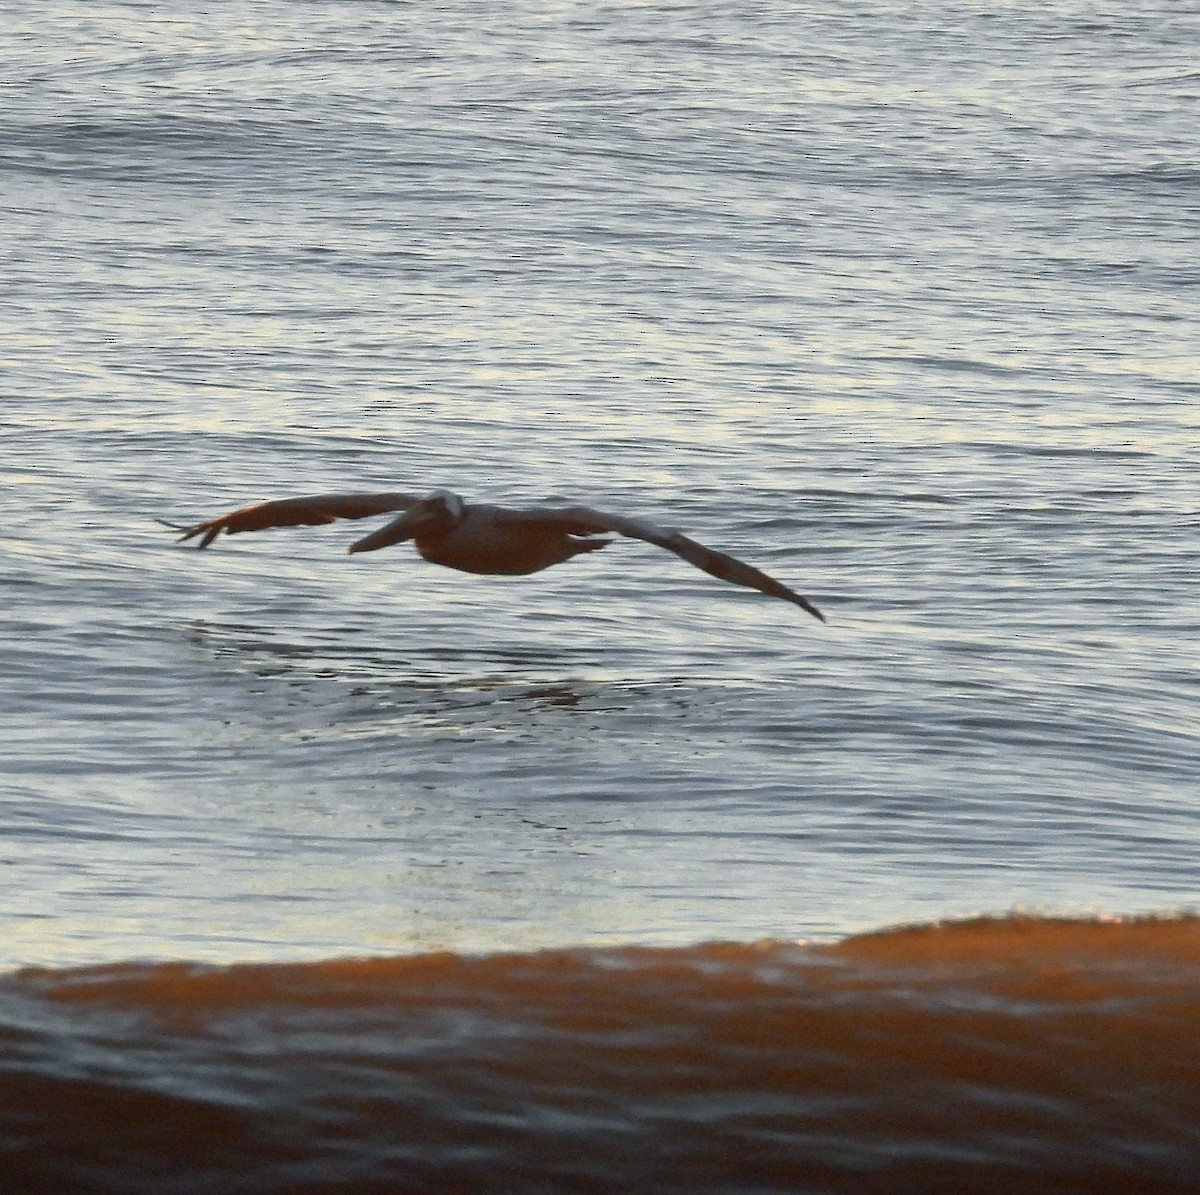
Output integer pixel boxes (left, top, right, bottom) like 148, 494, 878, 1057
176, 617, 752, 739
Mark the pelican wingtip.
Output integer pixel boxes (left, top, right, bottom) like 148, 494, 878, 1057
797, 596, 826, 622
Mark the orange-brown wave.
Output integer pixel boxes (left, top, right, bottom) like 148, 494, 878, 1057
3, 914, 1199, 1193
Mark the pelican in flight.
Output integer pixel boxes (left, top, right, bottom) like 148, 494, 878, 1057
167, 490, 824, 620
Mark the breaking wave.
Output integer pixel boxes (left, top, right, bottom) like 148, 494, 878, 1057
3, 915, 1199, 1193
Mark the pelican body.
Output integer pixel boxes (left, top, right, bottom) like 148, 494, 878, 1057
169, 489, 824, 621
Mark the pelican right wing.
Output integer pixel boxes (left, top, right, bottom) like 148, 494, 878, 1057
169, 492, 420, 549
506, 505, 825, 621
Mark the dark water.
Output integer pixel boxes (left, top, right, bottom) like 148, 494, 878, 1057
2, 0, 1199, 1186
5, 917, 1200, 1193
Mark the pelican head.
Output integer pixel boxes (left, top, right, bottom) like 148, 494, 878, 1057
424, 489, 466, 521
347, 490, 466, 555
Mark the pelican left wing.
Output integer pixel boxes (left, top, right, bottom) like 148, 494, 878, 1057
504, 506, 825, 621
169, 492, 420, 548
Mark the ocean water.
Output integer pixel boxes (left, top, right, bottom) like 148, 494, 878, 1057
2, 0, 1199, 1188
5, 918, 1199, 1194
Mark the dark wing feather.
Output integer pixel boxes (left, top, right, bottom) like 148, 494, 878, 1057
503, 506, 825, 621
170, 492, 419, 548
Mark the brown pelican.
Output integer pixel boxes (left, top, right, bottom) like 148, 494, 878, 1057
167, 490, 824, 620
